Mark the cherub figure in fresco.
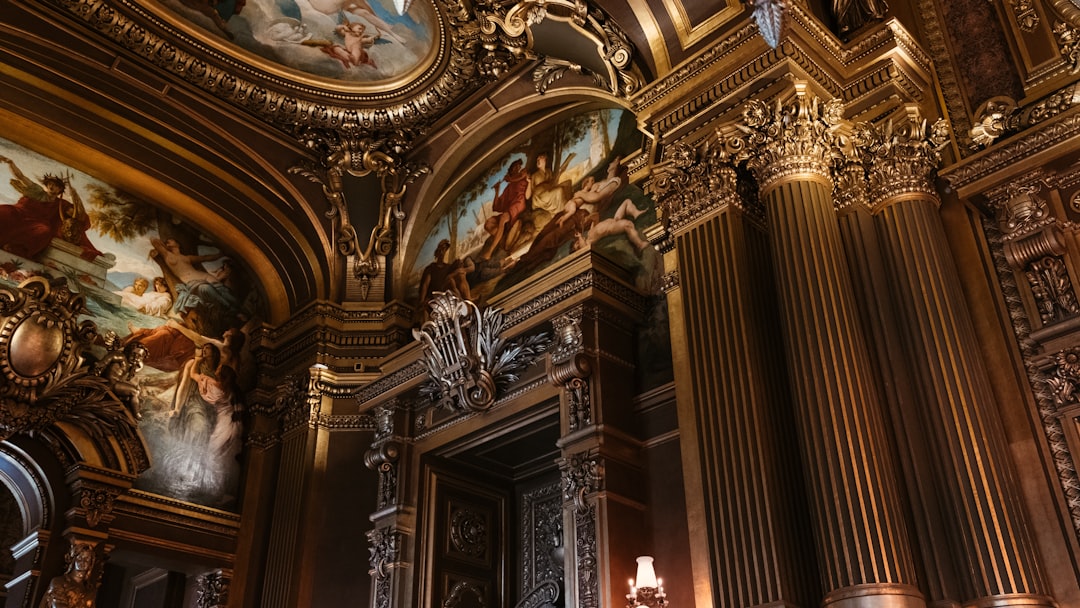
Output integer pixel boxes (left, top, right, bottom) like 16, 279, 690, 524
321, 20, 379, 69
555, 157, 625, 226
571, 198, 649, 256
303, 0, 407, 44
0, 156, 103, 261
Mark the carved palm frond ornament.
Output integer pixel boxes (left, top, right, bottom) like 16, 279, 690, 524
414, 292, 549, 413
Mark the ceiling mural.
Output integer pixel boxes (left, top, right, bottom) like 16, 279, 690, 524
408, 108, 662, 309
0, 138, 260, 510
156, 0, 438, 82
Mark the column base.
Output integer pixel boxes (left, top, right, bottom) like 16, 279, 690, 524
823, 583, 926, 608
965, 594, 1058, 608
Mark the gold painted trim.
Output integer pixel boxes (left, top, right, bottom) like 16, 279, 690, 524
662, 0, 742, 50
625, 0, 672, 74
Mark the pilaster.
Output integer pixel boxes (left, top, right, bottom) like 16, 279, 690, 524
549, 303, 645, 608
365, 400, 415, 608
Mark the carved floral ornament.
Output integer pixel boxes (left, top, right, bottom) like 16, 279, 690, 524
649, 86, 949, 224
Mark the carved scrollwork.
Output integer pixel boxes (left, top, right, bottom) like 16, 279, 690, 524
414, 292, 550, 413
367, 526, 402, 579
560, 452, 601, 512
443, 581, 487, 608
0, 278, 147, 472
514, 581, 562, 608
79, 485, 121, 528
290, 129, 430, 300
997, 181, 1050, 235
365, 405, 403, 511
970, 97, 1022, 148
479, 0, 641, 95
547, 309, 593, 431
648, 139, 742, 231
1056, 21, 1080, 73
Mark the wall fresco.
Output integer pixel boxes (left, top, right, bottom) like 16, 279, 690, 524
0, 138, 259, 510
410, 109, 663, 303
409, 108, 672, 391
157, 0, 436, 83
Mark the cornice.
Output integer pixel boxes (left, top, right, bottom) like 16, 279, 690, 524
941, 105, 1080, 198
633, 7, 932, 141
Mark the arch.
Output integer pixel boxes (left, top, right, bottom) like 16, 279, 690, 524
398, 87, 642, 294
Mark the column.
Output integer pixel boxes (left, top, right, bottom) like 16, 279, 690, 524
649, 140, 818, 608
860, 107, 1054, 608
365, 400, 414, 608
733, 82, 922, 608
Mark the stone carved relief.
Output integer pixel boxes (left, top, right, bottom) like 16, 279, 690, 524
78, 486, 120, 528
291, 130, 429, 300
647, 140, 745, 231
38, 538, 101, 608
1048, 348, 1080, 408
1011, 0, 1041, 31
851, 107, 950, 207
560, 452, 601, 608
983, 217, 1080, 543
443, 580, 487, 608
998, 182, 1050, 235
195, 570, 229, 608
725, 83, 848, 192
1026, 256, 1080, 324
414, 292, 549, 413
368, 526, 403, 608
547, 309, 593, 432
1056, 21, 1080, 73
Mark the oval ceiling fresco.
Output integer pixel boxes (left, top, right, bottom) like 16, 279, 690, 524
156, 0, 438, 83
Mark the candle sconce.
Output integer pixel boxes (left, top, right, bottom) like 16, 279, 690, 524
626, 556, 668, 608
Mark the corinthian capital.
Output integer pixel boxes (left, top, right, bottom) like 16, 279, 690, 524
728, 82, 847, 193
853, 106, 950, 209
647, 138, 740, 231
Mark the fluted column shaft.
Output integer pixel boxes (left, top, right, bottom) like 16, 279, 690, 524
733, 85, 922, 608
652, 144, 820, 608
762, 176, 919, 603
868, 136, 1053, 605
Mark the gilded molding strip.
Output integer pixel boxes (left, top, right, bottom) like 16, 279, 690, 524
624, 0, 672, 74
661, 0, 742, 50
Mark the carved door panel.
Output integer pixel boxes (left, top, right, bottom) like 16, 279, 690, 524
426, 461, 508, 608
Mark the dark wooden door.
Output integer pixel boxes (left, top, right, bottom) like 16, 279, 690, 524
425, 459, 509, 608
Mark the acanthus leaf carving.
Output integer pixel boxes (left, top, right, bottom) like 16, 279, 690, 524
1049, 348, 1080, 408
852, 106, 949, 208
